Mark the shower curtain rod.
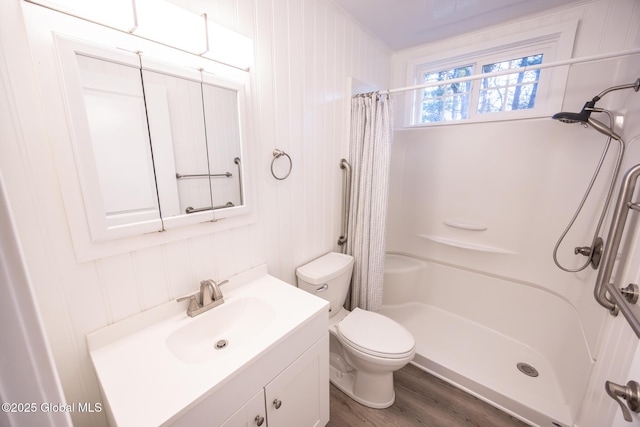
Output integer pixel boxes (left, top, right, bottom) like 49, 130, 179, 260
382, 47, 640, 96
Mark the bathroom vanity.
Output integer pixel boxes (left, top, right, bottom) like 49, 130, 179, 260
87, 265, 329, 427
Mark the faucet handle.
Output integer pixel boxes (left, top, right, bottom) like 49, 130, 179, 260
605, 380, 640, 421
177, 294, 200, 313
177, 294, 195, 302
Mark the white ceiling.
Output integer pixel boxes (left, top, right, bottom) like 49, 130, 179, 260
332, 0, 584, 50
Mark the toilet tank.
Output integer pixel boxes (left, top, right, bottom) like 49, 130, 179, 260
296, 252, 354, 316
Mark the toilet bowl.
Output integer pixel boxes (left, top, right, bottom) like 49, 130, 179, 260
296, 252, 415, 408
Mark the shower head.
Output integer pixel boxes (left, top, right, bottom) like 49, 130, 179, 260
552, 77, 639, 125
553, 106, 621, 140
552, 100, 598, 124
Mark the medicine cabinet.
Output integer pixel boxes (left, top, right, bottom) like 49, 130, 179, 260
55, 36, 250, 243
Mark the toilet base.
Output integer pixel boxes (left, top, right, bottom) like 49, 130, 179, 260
329, 359, 396, 409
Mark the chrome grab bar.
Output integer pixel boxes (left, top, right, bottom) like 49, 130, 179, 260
185, 202, 234, 214
337, 159, 351, 250
175, 172, 232, 179
234, 157, 244, 205
595, 163, 640, 335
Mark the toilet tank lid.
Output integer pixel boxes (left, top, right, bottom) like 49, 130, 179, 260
296, 252, 354, 284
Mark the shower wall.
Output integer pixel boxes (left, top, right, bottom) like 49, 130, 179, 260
386, 0, 640, 355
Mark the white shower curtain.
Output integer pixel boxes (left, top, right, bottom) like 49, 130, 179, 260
346, 92, 393, 312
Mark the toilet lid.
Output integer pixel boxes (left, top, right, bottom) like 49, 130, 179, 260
337, 308, 415, 359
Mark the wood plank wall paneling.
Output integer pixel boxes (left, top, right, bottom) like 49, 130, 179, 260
0, 1, 390, 425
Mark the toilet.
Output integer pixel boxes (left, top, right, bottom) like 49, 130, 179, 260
296, 252, 415, 408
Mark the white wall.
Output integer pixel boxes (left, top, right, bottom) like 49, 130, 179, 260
0, 0, 391, 425
0, 53, 70, 426
387, 0, 640, 355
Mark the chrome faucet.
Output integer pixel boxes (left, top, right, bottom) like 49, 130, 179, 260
177, 279, 228, 317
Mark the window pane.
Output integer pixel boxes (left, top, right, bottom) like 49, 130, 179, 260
420, 65, 473, 123
477, 54, 542, 114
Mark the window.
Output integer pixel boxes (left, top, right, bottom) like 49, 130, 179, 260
408, 22, 577, 126
477, 54, 543, 115
420, 64, 473, 122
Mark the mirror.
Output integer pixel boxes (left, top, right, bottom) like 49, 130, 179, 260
141, 65, 214, 227
201, 79, 244, 210
78, 55, 161, 226
56, 36, 249, 241
141, 63, 246, 227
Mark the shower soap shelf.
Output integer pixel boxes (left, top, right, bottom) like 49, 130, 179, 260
418, 234, 516, 254
443, 220, 487, 231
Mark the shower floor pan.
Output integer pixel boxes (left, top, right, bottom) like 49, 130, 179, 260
380, 302, 572, 427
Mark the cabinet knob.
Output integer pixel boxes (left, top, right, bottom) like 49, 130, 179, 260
273, 398, 282, 409
254, 415, 265, 426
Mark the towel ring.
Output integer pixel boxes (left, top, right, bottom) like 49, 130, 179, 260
271, 149, 292, 180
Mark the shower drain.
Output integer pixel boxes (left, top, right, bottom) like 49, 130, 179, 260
516, 362, 539, 377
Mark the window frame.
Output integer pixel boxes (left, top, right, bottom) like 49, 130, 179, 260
406, 21, 578, 127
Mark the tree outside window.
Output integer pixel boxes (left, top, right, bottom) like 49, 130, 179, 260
421, 65, 473, 123
477, 54, 543, 114
417, 54, 544, 124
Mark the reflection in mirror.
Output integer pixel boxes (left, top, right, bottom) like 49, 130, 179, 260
141, 68, 214, 224
201, 82, 244, 211
141, 65, 246, 226
57, 36, 250, 243
70, 49, 163, 240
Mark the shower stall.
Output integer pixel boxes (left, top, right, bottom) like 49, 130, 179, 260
378, 75, 640, 426
379, 254, 591, 427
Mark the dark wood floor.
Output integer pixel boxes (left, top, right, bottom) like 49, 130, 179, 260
327, 364, 531, 427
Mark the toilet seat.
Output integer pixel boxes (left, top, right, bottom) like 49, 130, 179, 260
337, 308, 415, 359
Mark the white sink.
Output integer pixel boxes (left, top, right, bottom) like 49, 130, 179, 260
166, 296, 276, 364
86, 265, 328, 427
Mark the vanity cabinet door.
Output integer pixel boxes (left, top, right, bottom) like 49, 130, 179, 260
219, 389, 267, 427
264, 334, 329, 427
